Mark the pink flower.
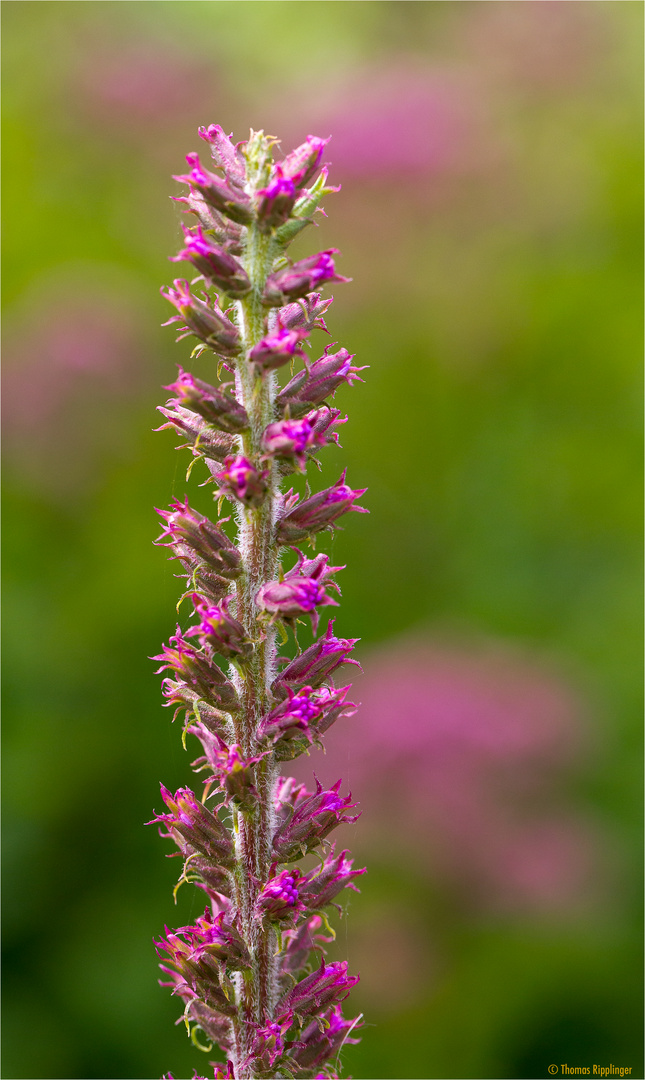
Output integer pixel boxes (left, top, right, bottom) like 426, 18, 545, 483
290, 638, 600, 915
256, 551, 343, 633
73, 43, 216, 132
276, 64, 481, 180
277, 470, 368, 544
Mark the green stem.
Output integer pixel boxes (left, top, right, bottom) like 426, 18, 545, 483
230, 219, 280, 1075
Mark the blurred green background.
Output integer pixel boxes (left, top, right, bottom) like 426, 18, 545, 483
2, 2, 642, 1078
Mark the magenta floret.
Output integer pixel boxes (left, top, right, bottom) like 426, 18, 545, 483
278, 135, 329, 188
263, 251, 349, 307
256, 165, 297, 231
150, 784, 234, 865
174, 150, 252, 224
272, 778, 359, 860
277, 470, 368, 543
249, 327, 308, 373
161, 278, 241, 356
164, 367, 248, 433
256, 551, 343, 633
213, 454, 269, 507
279, 956, 359, 1019
255, 868, 305, 923
276, 347, 367, 416
171, 224, 251, 295
186, 594, 253, 660
272, 618, 360, 698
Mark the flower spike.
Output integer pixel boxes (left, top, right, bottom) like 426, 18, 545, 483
153, 126, 364, 1078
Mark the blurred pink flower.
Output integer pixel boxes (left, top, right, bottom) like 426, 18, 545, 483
271, 61, 496, 184
291, 638, 602, 916
319, 69, 470, 176
3, 271, 149, 493
72, 40, 217, 133
5, 287, 138, 421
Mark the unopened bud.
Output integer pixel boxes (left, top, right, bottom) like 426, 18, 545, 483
164, 368, 248, 434
171, 225, 251, 297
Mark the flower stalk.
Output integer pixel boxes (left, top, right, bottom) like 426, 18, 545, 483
154, 127, 365, 1080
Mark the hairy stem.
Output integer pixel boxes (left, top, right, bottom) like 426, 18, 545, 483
231, 222, 279, 1072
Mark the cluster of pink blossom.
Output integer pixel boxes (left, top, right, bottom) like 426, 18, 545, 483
295, 639, 599, 917
152, 126, 366, 1079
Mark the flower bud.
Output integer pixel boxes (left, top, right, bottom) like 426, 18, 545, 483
172, 189, 244, 251
161, 279, 241, 357
274, 776, 312, 826
174, 151, 252, 225
279, 135, 329, 189
213, 455, 269, 508
238, 1015, 295, 1077
280, 915, 332, 977
272, 619, 360, 699
157, 934, 237, 1017
156, 924, 240, 1016
180, 852, 232, 896
287, 166, 341, 226
151, 784, 234, 865
255, 868, 304, 923
272, 779, 359, 861
259, 685, 355, 760
159, 968, 234, 1053
192, 728, 266, 811
258, 685, 322, 744
171, 225, 251, 296
300, 846, 366, 909
164, 368, 248, 434
186, 595, 253, 660
277, 471, 368, 544
261, 407, 345, 469
180, 907, 250, 971
263, 251, 349, 307
268, 292, 332, 334
249, 327, 307, 374
198, 125, 247, 186
177, 557, 236, 604
216, 746, 261, 811
154, 627, 241, 713
261, 415, 317, 469
292, 1005, 362, 1070
155, 406, 235, 464
256, 166, 297, 231
307, 405, 346, 445
155, 498, 241, 578
211, 1063, 235, 1080
276, 348, 366, 416
256, 552, 343, 633
279, 956, 359, 1020
161, 679, 233, 735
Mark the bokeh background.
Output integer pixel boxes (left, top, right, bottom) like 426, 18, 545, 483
2, 2, 642, 1078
